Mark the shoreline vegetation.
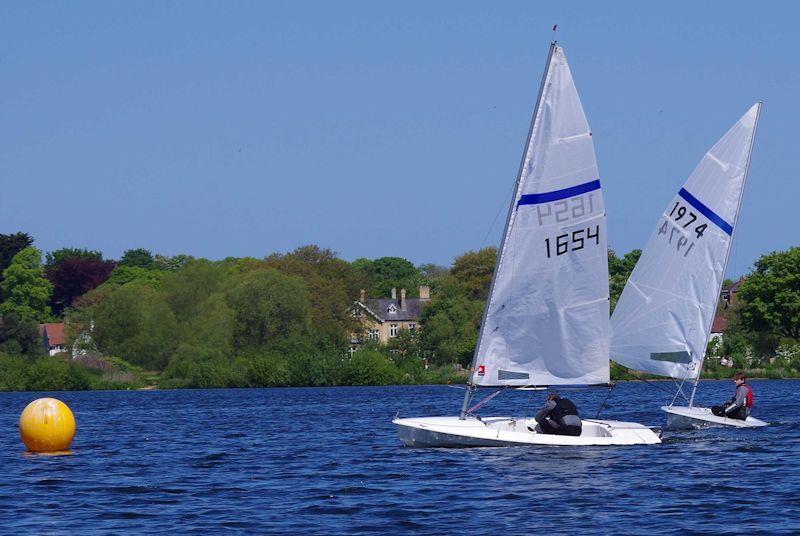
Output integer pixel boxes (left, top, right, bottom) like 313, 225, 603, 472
0, 234, 798, 392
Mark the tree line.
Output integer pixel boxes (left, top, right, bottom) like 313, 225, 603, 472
0, 231, 797, 391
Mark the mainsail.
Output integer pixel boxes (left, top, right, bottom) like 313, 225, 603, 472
610, 103, 761, 380
470, 44, 610, 387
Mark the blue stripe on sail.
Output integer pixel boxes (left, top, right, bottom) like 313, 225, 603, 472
678, 188, 733, 236
516, 179, 601, 207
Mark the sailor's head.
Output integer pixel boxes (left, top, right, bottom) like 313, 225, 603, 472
547, 391, 561, 401
733, 372, 746, 384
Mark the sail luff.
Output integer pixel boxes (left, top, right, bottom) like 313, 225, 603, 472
610, 104, 761, 380
469, 44, 610, 388
689, 102, 761, 401
461, 42, 557, 408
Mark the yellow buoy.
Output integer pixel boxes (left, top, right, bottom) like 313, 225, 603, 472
19, 398, 76, 453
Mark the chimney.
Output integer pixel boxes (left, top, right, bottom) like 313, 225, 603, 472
400, 288, 407, 310
391, 287, 397, 300
419, 285, 430, 300
359, 289, 365, 303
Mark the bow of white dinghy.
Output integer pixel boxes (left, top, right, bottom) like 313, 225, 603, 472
662, 406, 768, 430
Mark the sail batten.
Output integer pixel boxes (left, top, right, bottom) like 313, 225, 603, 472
469, 45, 610, 388
610, 103, 761, 380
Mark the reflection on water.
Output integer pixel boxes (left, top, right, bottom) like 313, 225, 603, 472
0, 380, 798, 534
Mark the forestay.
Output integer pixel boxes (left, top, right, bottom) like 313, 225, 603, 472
610, 104, 761, 379
471, 46, 610, 387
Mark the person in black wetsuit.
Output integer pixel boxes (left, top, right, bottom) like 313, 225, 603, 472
711, 372, 753, 420
531, 392, 582, 436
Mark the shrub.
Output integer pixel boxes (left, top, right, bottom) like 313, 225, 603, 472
25, 357, 91, 391
344, 349, 401, 386
0, 353, 28, 390
244, 354, 291, 387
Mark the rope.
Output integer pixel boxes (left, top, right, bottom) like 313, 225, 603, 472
595, 383, 616, 419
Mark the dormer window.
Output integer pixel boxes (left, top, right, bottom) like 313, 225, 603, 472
387, 304, 397, 314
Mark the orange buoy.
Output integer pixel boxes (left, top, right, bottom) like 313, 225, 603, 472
19, 398, 76, 453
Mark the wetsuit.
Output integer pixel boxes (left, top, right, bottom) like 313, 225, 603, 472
712, 384, 752, 420
533, 398, 582, 436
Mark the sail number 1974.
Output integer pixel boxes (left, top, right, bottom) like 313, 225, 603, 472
544, 225, 600, 258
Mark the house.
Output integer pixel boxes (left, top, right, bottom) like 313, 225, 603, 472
40, 322, 66, 356
721, 277, 744, 307
350, 285, 430, 348
710, 277, 745, 345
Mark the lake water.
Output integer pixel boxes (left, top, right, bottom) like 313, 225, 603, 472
1, 380, 798, 534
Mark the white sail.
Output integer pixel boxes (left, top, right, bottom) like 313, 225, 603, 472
610, 103, 761, 379
471, 45, 610, 387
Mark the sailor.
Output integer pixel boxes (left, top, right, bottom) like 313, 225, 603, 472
711, 372, 753, 420
531, 392, 582, 436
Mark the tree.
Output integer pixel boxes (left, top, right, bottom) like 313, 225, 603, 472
118, 248, 156, 269
608, 249, 641, 311
154, 254, 194, 271
0, 312, 42, 356
265, 246, 365, 343
736, 247, 800, 340
45, 248, 103, 268
46, 258, 116, 316
92, 283, 178, 370
225, 268, 311, 351
0, 232, 33, 279
0, 247, 53, 323
449, 248, 496, 301
354, 256, 424, 298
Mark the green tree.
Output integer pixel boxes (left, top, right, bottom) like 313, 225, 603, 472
225, 268, 311, 351
154, 254, 195, 271
161, 260, 227, 322
0, 232, 33, 279
737, 247, 800, 340
93, 283, 178, 370
0, 312, 42, 356
449, 248, 496, 301
265, 245, 365, 343
355, 256, 424, 298
119, 248, 156, 269
105, 265, 164, 287
344, 348, 401, 385
0, 247, 53, 323
45, 248, 103, 268
608, 249, 641, 311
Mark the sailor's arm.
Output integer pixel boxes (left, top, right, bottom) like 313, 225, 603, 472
725, 386, 748, 413
534, 400, 556, 424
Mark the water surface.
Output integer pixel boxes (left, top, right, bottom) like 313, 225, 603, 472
1, 380, 797, 534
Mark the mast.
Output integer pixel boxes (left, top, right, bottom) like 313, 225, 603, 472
459, 39, 557, 419
688, 102, 762, 407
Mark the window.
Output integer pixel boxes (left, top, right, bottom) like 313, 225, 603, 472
387, 304, 397, 314
390, 324, 398, 338
407, 323, 416, 331
348, 346, 358, 357
352, 307, 363, 318
369, 329, 379, 341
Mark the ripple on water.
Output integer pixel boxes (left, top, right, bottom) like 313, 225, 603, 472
1, 383, 800, 533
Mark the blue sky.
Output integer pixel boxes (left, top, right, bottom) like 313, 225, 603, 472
1, 1, 797, 276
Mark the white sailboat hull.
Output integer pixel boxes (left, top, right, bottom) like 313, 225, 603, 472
662, 406, 768, 430
393, 416, 661, 447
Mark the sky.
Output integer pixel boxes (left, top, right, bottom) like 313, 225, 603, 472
1, 1, 797, 277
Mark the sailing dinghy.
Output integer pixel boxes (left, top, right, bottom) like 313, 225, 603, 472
610, 103, 767, 430
394, 41, 661, 447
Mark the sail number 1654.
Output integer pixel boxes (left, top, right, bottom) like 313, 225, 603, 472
544, 225, 600, 258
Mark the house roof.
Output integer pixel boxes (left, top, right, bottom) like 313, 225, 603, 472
723, 277, 745, 294
40, 323, 66, 346
711, 313, 728, 334
358, 298, 426, 322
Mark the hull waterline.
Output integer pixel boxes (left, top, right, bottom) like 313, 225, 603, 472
662, 405, 768, 430
393, 415, 661, 447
